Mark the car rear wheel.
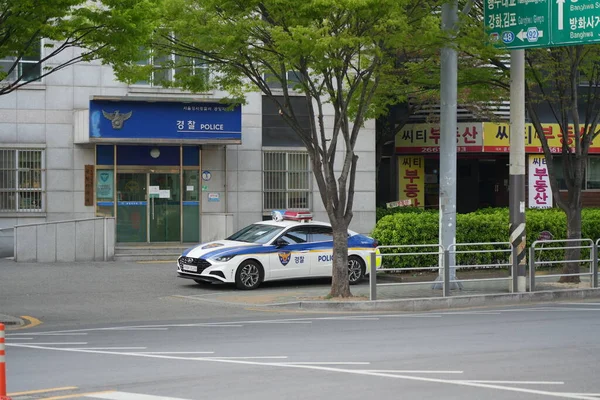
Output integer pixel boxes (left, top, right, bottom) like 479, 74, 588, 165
348, 256, 366, 285
235, 260, 264, 290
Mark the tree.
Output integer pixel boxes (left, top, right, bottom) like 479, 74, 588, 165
457, 1, 600, 283
113, 0, 443, 297
0, 0, 161, 95
525, 45, 600, 283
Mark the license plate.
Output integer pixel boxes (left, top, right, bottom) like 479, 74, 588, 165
182, 264, 197, 272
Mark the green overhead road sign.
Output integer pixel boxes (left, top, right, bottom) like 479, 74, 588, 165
485, 0, 600, 49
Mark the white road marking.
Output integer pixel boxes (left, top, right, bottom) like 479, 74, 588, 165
21, 342, 88, 345
134, 352, 215, 354
71, 347, 148, 350
85, 392, 191, 400
279, 362, 370, 365
34, 333, 89, 336
319, 317, 380, 321
202, 356, 288, 360
107, 327, 170, 331
364, 370, 463, 374
437, 312, 503, 315
251, 321, 313, 324
458, 380, 564, 385
7, 344, 597, 400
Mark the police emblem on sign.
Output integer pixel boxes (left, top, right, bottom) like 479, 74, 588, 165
102, 110, 132, 129
278, 251, 291, 266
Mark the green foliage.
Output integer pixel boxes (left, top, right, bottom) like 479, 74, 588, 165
372, 207, 600, 269
0, 0, 162, 95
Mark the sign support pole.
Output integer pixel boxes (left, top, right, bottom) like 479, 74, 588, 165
509, 49, 527, 293
433, 0, 462, 290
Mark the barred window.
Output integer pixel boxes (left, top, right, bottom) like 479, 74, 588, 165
0, 41, 42, 83
0, 149, 45, 212
135, 51, 208, 87
263, 152, 311, 211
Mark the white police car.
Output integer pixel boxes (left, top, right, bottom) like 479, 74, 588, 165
177, 210, 381, 290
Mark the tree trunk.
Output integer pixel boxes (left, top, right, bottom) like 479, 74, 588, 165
559, 206, 582, 283
329, 223, 352, 298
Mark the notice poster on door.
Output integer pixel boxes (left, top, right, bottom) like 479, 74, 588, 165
528, 155, 553, 208
96, 170, 114, 199
149, 185, 160, 199
398, 156, 424, 208
159, 189, 170, 199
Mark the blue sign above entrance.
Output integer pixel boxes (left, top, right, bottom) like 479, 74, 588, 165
89, 99, 242, 144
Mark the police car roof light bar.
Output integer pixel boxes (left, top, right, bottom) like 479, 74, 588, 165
283, 210, 313, 222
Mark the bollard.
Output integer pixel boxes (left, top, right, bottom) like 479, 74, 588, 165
0, 323, 12, 400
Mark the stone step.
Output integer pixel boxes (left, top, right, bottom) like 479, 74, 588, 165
114, 253, 180, 262
114, 244, 194, 261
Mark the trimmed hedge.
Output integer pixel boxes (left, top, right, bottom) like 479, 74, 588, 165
371, 207, 600, 269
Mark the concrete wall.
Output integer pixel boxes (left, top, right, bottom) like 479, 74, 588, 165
201, 214, 234, 243
14, 218, 115, 262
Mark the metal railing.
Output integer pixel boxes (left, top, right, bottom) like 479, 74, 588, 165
369, 244, 444, 300
529, 238, 597, 292
448, 241, 514, 291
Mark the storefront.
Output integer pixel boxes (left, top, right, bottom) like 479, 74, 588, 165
393, 121, 600, 212
79, 97, 242, 244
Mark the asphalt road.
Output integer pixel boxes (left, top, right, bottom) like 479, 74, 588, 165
2, 259, 600, 399
4, 304, 600, 400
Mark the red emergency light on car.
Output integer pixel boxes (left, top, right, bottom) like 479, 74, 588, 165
282, 210, 313, 222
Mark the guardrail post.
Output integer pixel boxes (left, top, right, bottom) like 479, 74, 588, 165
593, 241, 598, 289
511, 245, 518, 293
369, 251, 377, 301
0, 323, 12, 400
529, 245, 535, 292
443, 249, 450, 297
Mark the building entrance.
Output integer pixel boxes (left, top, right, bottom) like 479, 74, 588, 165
116, 171, 181, 243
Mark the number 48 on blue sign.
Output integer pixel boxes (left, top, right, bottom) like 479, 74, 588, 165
502, 31, 515, 44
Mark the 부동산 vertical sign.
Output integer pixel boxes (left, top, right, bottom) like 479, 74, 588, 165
485, 0, 600, 48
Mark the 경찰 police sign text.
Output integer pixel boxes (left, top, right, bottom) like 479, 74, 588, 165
89, 100, 242, 144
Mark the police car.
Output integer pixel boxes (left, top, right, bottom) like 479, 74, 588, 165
177, 210, 381, 290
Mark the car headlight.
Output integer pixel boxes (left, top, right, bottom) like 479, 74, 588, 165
214, 255, 235, 262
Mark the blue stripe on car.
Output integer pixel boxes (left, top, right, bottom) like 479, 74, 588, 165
182, 234, 375, 259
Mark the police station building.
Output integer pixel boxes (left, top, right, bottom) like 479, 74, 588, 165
0, 54, 376, 257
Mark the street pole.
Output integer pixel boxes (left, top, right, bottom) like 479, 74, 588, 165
433, 0, 462, 291
509, 49, 527, 293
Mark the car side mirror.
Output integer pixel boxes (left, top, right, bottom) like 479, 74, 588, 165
275, 238, 288, 247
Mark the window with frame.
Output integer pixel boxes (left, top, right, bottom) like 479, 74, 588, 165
263, 151, 311, 211
0, 149, 45, 212
551, 155, 600, 190
135, 51, 209, 87
264, 71, 302, 89
0, 41, 42, 83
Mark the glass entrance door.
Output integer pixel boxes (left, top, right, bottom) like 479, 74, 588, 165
116, 173, 147, 243
149, 173, 181, 242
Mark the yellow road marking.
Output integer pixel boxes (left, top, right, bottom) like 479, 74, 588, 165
7, 315, 43, 331
42, 390, 115, 399
8, 387, 78, 396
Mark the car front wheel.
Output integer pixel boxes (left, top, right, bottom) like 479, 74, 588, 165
235, 260, 264, 290
348, 256, 366, 285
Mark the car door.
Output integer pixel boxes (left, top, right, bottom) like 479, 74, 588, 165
307, 225, 335, 277
268, 226, 312, 280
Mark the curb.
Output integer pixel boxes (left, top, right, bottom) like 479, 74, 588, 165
0, 314, 24, 327
265, 288, 600, 311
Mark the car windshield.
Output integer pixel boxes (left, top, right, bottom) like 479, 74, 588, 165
226, 223, 284, 244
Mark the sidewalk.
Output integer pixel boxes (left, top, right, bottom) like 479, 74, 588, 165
2, 262, 599, 328
173, 273, 600, 312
